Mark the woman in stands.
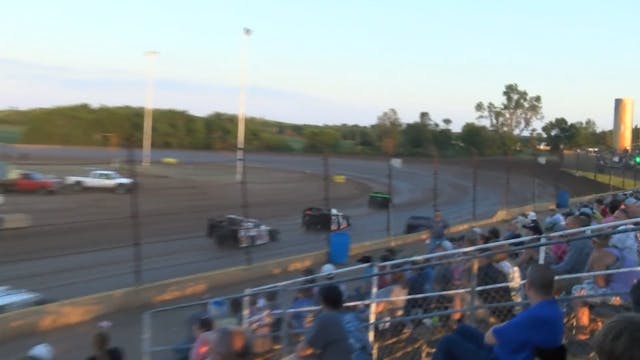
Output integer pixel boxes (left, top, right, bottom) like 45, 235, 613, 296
571, 234, 640, 340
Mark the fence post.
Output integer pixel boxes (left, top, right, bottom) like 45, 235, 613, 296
468, 259, 479, 325
609, 168, 613, 192
504, 154, 511, 210
369, 264, 379, 360
141, 311, 152, 360
279, 286, 290, 359
387, 158, 392, 237
241, 288, 251, 328
472, 152, 478, 220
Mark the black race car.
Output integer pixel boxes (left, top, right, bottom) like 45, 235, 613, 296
404, 215, 433, 234
206, 215, 279, 248
302, 207, 351, 231
368, 191, 391, 209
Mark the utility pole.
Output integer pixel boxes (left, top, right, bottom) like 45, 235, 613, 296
236, 27, 252, 182
142, 51, 158, 166
127, 141, 142, 285
386, 157, 392, 236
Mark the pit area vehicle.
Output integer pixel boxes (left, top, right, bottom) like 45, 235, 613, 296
0, 170, 62, 194
404, 215, 433, 234
206, 215, 279, 248
368, 191, 391, 209
64, 170, 135, 193
302, 207, 351, 231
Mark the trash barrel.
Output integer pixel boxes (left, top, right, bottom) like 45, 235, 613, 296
556, 190, 570, 209
329, 231, 350, 264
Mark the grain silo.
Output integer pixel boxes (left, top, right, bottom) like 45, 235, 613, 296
613, 98, 633, 151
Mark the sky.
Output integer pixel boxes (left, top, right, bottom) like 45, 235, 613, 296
1, 0, 640, 131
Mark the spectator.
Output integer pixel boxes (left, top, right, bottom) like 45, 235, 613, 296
301, 267, 316, 286
432, 264, 564, 360
287, 287, 316, 333
88, 331, 124, 360
173, 304, 209, 359
25, 343, 55, 360
294, 284, 352, 360
209, 327, 252, 360
632, 281, 640, 313
544, 210, 566, 233
404, 260, 429, 317
427, 210, 450, 253
377, 253, 394, 289
315, 263, 348, 298
491, 241, 522, 304
476, 248, 515, 322
593, 313, 640, 360
248, 297, 273, 354
503, 219, 523, 248
595, 198, 608, 219
341, 309, 373, 360
602, 198, 623, 223
609, 207, 638, 260
551, 215, 593, 276
374, 271, 408, 318
571, 234, 640, 339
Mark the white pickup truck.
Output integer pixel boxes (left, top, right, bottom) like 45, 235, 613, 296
65, 170, 135, 193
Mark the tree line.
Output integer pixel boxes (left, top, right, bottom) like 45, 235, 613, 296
0, 84, 613, 157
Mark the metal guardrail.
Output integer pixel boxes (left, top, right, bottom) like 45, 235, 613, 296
142, 216, 640, 360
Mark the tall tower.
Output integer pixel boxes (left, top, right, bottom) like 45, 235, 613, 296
613, 98, 633, 151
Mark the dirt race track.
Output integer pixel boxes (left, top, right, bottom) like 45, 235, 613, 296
0, 148, 613, 302
0, 146, 615, 359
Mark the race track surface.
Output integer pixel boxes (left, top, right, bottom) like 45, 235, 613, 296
0, 146, 557, 300
2, 146, 610, 359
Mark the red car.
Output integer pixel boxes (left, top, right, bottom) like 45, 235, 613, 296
2, 171, 61, 194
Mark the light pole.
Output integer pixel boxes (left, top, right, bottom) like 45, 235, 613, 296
142, 51, 159, 166
236, 28, 252, 182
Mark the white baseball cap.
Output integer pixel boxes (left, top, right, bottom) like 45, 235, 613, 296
320, 263, 336, 278
27, 343, 54, 360
527, 212, 537, 221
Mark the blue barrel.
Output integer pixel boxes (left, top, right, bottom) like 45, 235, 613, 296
329, 231, 350, 264
556, 190, 570, 209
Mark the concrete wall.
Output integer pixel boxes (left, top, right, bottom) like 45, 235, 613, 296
613, 98, 634, 151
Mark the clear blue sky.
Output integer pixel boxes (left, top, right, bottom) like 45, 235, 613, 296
1, 0, 639, 131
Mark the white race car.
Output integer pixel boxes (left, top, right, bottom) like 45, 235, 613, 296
65, 170, 135, 194
0, 286, 46, 314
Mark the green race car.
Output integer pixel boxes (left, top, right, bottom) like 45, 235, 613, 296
368, 191, 391, 209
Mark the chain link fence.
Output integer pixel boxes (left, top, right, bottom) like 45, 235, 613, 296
142, 218, 640, 359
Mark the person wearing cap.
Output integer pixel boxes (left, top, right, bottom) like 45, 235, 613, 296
318, 263, 348, 296
426, 210, 450, 254
609, 207, 638, 261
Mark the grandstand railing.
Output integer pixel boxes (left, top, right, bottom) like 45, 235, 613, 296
141, 218, 640, 360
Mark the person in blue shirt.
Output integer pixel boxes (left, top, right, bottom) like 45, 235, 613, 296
433, 264, 564, 360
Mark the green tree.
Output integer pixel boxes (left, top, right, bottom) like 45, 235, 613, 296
303, 128, 340, 153
541, 117, 572, 151
459, 123, 500, 156
375, 108, 403, 155
475, 83, 543, 134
